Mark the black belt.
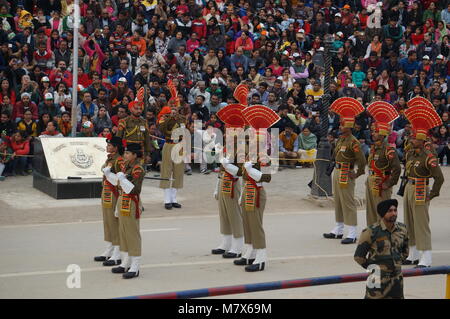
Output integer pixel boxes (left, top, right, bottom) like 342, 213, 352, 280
335, 163, 354, 169
408, 178, 429, 185
370, 170, 391, 176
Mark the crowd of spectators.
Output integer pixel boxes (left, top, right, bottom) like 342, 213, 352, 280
0, 0, 450, 179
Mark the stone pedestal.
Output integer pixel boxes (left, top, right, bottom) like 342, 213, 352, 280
32, 137, 105, 199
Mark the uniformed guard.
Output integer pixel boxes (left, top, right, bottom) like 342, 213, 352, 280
211, 104, 247, 258
365, 102, 401, 226
116, 100, 151, 163
233, 105, 280, 272
94, 135, 125, 266
157, 105, 186, 210
402, 105, 444, 267
111, 143, 145, 279
354, 199, 409, 299
323, 98, 367, 244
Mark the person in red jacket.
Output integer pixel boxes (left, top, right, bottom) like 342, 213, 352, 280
192, 13, 207, 39
9, 131, 30, 176
235, 31, 254, 56
13, 93, 39, 123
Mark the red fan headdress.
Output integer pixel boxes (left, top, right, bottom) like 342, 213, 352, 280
330, 97, 364, 128
242, 105, 280, 133
233, 84, 249, 106
404, 106, 442, 140
367, 101, 399, 136
128, 101, 142, 112
217, 103, 248, 128
407, 96, 434, 109
167, 79, 180, 107
157, 106, 172, 123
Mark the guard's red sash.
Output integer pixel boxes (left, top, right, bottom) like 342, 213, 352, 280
221, 171, 238, 198
244, 176, 262, 211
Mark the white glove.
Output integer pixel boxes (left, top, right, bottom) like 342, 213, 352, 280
223, 162, 238, 177
117, 173, 134, 194
220, 156, 230, 165
247, 167, 262, 182
244, 161, 253, 171
238, 191, 243, 205
213, 178, 219, 200
114, 207, 118, 217
102, 167, 118, 186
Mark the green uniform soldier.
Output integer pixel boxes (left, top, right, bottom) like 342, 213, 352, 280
365, 101, 401, 226
157, 106, 186, 210
111, 143, 145, 279
402, 106, 444, 267
354, 199, 409, 299
116, 101, 151, 162
94, 136, 125, 266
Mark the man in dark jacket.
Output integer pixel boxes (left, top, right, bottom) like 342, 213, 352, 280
207, 27, 225, 51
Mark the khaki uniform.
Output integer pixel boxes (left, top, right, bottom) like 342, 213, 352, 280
403, 148, 444, 251
117, 115, 151, 157
218, 165, 243, 239
241, 162, 271, 249
333, 135, 366, 226
118, 159, 145, 257
101, 153, 124, 246
158, 115, 186, 189
354, 220, 409, 299
366, 141, 401, 226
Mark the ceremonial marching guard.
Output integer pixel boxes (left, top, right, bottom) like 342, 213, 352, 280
323, 98, 367, 244
354, 199, 409, 299
365, 102, 401, 226
116, 98, 151, 163
111, 143, 145, 279
402, 105, 444, 267
157, 106, 186, 210
233, 105, 280, 272
157, 80, 187, 210
94, 136, 125, 266
211, 104, 247, 258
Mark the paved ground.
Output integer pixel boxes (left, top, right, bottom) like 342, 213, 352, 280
0, 166, 449, 299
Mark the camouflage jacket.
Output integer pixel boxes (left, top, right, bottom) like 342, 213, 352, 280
354, 220, 409, 274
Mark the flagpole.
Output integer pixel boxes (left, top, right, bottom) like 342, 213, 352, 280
71, 0, 80, 137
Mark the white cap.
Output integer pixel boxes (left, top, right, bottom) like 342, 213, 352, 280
293, 52, 300, 58
335, 13, 342, 17
45, 93, 53, 100
422, 55, 430, 60
211, 78, 219, 85
283, 50, 289, 55
318, 47, 324, 52
336, 31, 344, 37
21, 92, 31, 99
437, 54, 444, 59
41, 76, 50, 82
299, 29, 305, 34
118, 77, 127, 82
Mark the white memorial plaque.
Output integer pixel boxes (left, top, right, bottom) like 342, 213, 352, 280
39, 137, 107, 180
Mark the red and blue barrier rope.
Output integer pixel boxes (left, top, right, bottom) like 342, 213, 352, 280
118, 265, 450, 299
